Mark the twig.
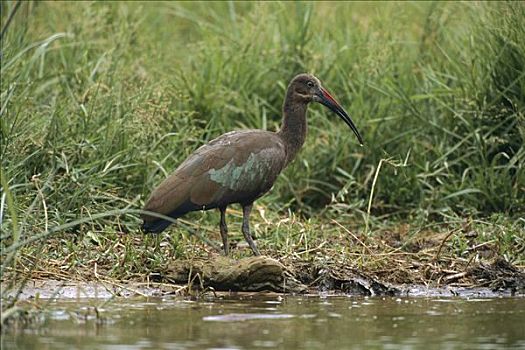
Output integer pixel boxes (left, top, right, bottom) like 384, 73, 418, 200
294, 241, 326, 255
97, 278, 149, 298
444, 271, 469, 282
332, 219, 373, 255
434, 227, 462, 262
365, 158, 405, 234
365, 159, 385, 234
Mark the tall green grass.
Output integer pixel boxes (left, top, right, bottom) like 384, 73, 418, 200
1, 1, 523, 266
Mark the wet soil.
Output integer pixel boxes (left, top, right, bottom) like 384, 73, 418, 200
161, 254, 525, 296
4, 254, 524, 300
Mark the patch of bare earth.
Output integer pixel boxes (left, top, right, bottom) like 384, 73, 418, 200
3, 226, 524, 298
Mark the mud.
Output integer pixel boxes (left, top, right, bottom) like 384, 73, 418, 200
4, 279, 522, 301
4, 254, 524, 300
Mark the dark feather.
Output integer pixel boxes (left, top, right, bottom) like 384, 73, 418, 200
142, 219, 171, 233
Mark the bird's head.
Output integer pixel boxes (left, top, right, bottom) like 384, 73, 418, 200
288, 73, 363, 145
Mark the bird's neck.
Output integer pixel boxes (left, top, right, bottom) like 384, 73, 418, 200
277, 95, 308, 166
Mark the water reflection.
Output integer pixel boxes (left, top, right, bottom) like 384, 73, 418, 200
3, 295, 525, 349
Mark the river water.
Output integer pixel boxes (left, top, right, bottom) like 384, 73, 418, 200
3, 294, 525, 349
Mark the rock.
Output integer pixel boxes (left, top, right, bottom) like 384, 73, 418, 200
164, 256, 307, 293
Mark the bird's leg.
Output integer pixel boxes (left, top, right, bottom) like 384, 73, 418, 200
241, 204, 261, 256
219, 207, 229, 256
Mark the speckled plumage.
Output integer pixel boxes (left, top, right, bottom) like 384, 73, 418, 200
142, 73, 363, 256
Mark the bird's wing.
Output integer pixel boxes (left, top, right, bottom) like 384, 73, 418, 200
142, 130, 287, 222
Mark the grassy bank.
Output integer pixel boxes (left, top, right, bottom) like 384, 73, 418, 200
1, 1, 524, 301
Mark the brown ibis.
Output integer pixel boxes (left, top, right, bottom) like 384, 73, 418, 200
141, 73, 363, 256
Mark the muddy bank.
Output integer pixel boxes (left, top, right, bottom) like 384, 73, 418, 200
4, 255, 524, 300
4, 279, 522, 301
159, 254, 525, 296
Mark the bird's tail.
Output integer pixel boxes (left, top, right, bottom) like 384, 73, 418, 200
142, 219, 173, 233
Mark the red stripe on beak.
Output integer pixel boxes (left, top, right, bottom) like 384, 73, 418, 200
321, 88, 341, 108
317, 86, 364, 145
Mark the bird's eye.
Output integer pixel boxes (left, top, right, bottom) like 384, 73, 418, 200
307, 81, 314, 87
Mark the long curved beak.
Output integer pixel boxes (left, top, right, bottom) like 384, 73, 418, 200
315, 87, 364, 145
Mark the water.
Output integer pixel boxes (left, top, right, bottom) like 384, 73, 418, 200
3, 295, 525, 349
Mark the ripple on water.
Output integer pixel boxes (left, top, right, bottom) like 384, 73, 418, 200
203, 313, 295, 322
